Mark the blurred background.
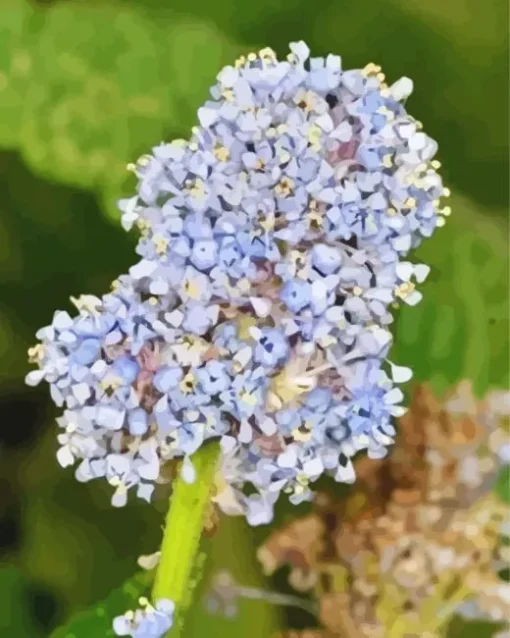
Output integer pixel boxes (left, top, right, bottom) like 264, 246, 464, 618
0, 0, 508, 636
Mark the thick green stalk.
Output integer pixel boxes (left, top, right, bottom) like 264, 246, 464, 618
152, 441, 221, 636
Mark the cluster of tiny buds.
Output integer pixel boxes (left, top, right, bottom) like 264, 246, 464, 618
26, 41, 448, 524
112, 596, 175, 638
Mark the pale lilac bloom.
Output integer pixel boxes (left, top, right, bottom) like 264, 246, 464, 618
27, 42, 449, 524
112, 598, 175, 638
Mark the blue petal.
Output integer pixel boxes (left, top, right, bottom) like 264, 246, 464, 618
72, 338, 101, 366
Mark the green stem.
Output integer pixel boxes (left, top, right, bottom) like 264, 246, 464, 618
152, 441, 221, 636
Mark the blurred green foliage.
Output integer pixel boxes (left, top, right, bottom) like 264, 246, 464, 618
394, 193, 508, 395
1, 0, 242, 218
50, 571, 153, 638
1, 0, 508, 216
0, 566, 43, 636
0, 0, 507, 636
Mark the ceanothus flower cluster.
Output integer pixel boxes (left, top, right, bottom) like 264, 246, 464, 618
26, 42, 449, 524
113, 597, 174, 638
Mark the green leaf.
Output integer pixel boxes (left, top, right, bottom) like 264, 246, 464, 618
50, 571, 153, 638
15, 421, 163, 623
447, 617, 504, 638
0, 1, 240, 220
0, 0, 37, 148
1, 0, 508, 214
183, 517, 283, 638
44, 519, 282, 638
393, 194, 509, 395
0, 567, 43, 637
495, 465, 510, 504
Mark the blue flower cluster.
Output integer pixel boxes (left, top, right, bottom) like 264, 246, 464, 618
26, 42, 448, 524
113, 597, 174, 638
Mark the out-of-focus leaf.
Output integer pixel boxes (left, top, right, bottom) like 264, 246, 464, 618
0, 215, 24, 282
0, 307, 28, 381
2, 0, 508, 214
0, 151, 135, 383
50, 570, 152, 638
16, 422, 163, 620
12, 401, 278, 636
40, 519, 280, 638
0, 1, 240, 219
495, 465, 510, 503
184, 516, 282, 638
395, 0, 508, 46
0, 0, 38, 147
393, 194, 509, 394
0, 567, 42, 637
447, 617, 504, 638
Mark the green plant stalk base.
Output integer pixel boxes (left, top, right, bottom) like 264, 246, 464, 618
152, 441, 221, 636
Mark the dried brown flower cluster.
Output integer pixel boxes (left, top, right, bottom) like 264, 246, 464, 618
258, 382, 510, 638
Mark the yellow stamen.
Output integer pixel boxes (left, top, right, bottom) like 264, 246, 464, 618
136, 218, 151, 237
221, 88, 235, 102
238, 316, 257, 340
270, 369, 316, 406
137, 154, 152, 167
307, 124, 322, 149
307, 210, 324, 230
292, 421, 313, 442
362, 62, 381, 77
100, 376, 121, 393
258, 213, 275, 231
382, 154, 393, 168
376, 105, 395, 121
183, 278, 200, 300
259, 47, 276, 62
153, 233, 169, 255
179, 372, 196, 394
186, 179, 205, 198
213, 145, 230, 162
28, 344, 45, 364
70, 295, 102, 316
395, 282, 416, 299
275, 177, 295, 197
240, 389, 257, 406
